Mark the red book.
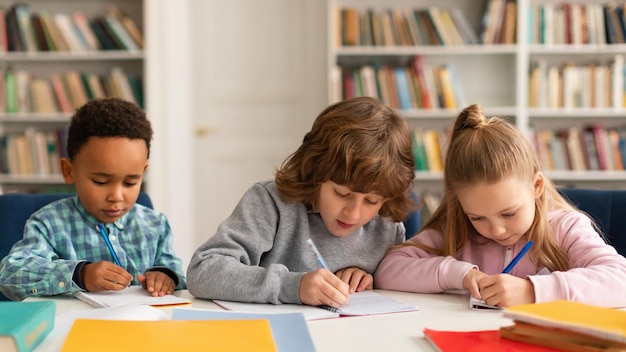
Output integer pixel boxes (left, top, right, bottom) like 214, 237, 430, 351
424, 328, 561, 352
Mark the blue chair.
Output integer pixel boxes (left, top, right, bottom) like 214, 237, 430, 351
0, 192, 153, 301
403, 191, 422, 240
558, 188, 626, 258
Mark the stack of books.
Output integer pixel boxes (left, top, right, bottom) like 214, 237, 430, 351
500, 300, 626, 351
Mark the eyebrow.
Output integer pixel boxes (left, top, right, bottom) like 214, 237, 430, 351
465, 205, 519, 217
90, 172, 143, 179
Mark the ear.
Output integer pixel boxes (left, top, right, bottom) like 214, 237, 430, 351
60, 158, 74, 185
532, 172, 545, 198
143, 162, 149, 173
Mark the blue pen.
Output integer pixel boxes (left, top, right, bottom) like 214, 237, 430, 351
502, 240, 533, 274
305, 238, 329, 270
98, 223, 122, 267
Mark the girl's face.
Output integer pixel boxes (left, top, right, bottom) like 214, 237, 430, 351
455, 174, 543, 246
317, 181, 386, 237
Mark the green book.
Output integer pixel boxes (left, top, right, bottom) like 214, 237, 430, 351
0, 301, 55, 352
5, 70, 17, 113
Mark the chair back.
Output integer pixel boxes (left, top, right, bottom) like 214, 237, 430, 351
558, 188, 626, 258
0, 192, 153, 301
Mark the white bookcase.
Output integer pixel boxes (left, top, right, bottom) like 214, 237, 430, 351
0, 0, 145, 194
327, 0, 626, 195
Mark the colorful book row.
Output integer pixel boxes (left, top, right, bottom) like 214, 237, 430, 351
532, 125, 626, 172
0, 3, 143, 53
0, 67, 142, 114
0, 127, 67, 176
412, 127, 449, 173
528, 55, 625, 109
331, 56, 466, 110
529, 2, 626, 45
335, 5, 480, 47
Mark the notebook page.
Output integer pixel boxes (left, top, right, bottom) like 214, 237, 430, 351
212, 299, 339, 320
73, 285, 191, 308
336, 291, 418, 316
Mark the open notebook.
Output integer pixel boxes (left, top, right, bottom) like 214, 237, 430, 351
213, 290, 418, 320
74, 285, 191, 308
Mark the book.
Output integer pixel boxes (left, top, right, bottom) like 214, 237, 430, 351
424, 328, 561, 352
213, 290, 417, 321
61, 319, 277, 352
500, 322, 626, 352
503, 300, 626, 341
172, 308, 315, 352
0, 301, 55, 352
73, 285, 191, 308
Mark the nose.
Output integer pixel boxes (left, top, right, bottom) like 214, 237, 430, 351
489, 221, 507, 238
107, 186, 124, 203
343, 199, 362, 221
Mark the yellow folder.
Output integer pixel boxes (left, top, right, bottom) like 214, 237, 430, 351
61, 319, 277, 352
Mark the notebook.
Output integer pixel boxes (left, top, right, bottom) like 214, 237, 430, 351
423, 328, 561, 352
61, 319, 277, 352
469, 296, 502, 311
172, 308, 316, 352
213, 290, 418, 320
73, 285, 191, 308
502, 300, 626, 344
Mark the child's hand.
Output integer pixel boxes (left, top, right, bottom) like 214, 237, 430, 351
82, 261, 132, 292
299, 268, 349, 308
137, 271, 176, 297
477, 274, 535, 307
334, 267, 373, 293
462, 268, 488, 300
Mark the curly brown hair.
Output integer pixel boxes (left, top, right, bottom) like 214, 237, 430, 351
275, 97, 416, 222
66, 98, 152, 160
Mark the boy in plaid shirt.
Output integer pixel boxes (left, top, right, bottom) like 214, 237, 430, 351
0, 98, 185, 301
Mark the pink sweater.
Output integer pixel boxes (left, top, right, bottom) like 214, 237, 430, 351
374, 210, 626, 308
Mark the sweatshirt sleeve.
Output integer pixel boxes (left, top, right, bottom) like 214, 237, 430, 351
528, 211, 626, 308
186, 183, 303, 304
374, 229, 476, 292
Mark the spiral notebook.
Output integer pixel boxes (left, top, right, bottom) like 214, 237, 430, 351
213, 290, 418, 320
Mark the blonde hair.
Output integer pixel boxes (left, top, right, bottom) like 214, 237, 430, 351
275, 97, 416, 222
409, 104, 574, 271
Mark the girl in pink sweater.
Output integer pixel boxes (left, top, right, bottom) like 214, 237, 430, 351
375, 104, 626, 308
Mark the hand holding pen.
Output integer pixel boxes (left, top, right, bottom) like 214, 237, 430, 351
80, 224, 132, 292
300, 239, 349, 308
475, 240, 536, 307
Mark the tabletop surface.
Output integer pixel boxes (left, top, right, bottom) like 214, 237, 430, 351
28, 289, 512, 352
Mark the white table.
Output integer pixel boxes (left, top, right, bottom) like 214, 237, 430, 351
28, 289, 512, 351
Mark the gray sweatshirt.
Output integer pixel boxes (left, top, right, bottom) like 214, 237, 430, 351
186, 180, 405, 304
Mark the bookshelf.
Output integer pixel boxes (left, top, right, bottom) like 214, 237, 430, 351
327, 0, 626, 202
0, 0, 145, 194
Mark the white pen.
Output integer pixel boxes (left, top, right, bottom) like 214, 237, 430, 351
305, 238, 329, 270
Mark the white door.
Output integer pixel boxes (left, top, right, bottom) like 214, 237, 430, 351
187, 0, 327, 265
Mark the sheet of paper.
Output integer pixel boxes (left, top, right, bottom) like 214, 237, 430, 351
73, 285, 191, 308
172, 308, 316, 352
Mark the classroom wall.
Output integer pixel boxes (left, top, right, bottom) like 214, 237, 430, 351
148, 0, 328, 269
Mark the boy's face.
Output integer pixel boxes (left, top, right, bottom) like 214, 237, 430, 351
317, 181, 386, 237
60, 137, 148, 224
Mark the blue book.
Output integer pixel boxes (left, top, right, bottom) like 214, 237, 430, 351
0, 301, 55, 352
172, 308, 316, 352
394, 67, 412, 110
